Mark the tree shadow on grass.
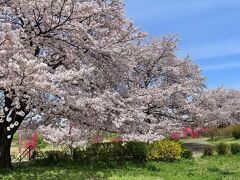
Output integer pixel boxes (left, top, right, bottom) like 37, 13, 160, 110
0, 160, 145, 180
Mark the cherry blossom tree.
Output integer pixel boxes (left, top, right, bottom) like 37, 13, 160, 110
39, 120, 92, 157
189, 88, 240, 128
0, 0, 207, 169
0, 0, 145, 169
120, 36, 206, 141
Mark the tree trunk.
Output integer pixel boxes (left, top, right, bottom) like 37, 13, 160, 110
0, 92, 29, 170
0, 136, 13, 169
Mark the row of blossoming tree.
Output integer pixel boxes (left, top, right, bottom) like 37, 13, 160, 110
0, 0, 240, 169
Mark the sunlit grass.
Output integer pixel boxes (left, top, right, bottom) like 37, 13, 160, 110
1, 155, 240, 180
208, 138, 240, 145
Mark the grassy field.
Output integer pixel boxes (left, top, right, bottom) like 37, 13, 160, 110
7, 137, 240, 179
1, 155, 240, 180
208, 138, 240, 145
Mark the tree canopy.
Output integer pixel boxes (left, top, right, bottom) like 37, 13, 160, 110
0, 0, 239, 169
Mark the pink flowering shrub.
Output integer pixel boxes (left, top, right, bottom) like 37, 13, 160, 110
25, 131, 38, 150
181, 127, 205, 138
182, 128, 193, 137
169, 127, 205, 140
25, 139, 32, 159
31, 132, 38, 150
25, 140, 31, 149
169, 133, 181, 140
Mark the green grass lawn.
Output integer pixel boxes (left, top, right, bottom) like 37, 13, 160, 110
1, 155, 240, 180
208, 138, 240, 145
7, 137, 240, 179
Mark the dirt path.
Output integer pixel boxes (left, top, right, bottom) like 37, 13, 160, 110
182, 138, 211, 154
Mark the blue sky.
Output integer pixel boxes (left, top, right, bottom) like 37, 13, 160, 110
125, 0, 240, 89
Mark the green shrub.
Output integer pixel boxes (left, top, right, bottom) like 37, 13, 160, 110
37, 135, 48, 150
125, 141, 148, 162
203, 127, 220, 139
219, 126, 234, 138
232, 126, 240, 139
41, 150, 71, 165
73, 141, 148, 162
203, 145, 214, 156
216, 143, 228, 155
35, 150, 45, 158
72, 147, 86, 161
87, 142, 126, 160
203, 125, 237, 139
147, 140, 182, 162
230, 143, 240, 155
181, 149, 193, 159
73, 144, 108, 162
